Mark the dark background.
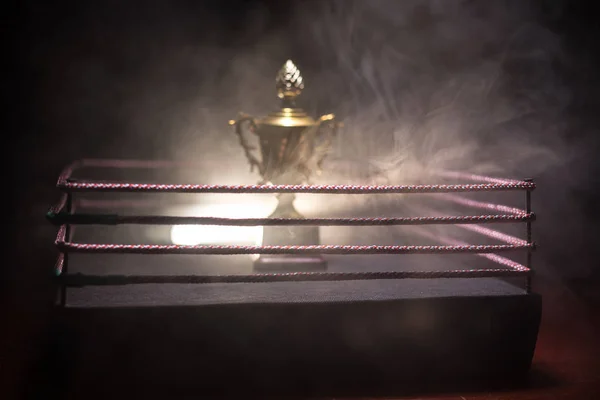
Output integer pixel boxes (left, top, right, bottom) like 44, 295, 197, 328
5, 0, 600, 398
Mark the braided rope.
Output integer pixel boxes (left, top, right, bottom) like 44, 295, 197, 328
49, 213, 535, 226
56, 242, 534, 256
435, 171, 527, 186
58, 181, 536, 194
411, 226, 529, 272
60, 269, 531, 286
459, 224, 529, 246
57, 161, 81, 186
50, 160, 536, 286
79, 159, 202, 169
48, 193, 69, 215
116, 213, 537, 226
57, 160, 535, 195
483, 253, 529, 271
54, 217, 535, 255
56, 159, 202, 187
75, 199, 163, 209
439, 194, 528, 215
54, 253, 64, 276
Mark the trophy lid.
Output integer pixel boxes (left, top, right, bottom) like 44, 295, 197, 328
260, 60, 316, 128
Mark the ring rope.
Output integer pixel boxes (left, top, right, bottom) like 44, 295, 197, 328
59, 269, 531, 286
46, 212, 535, 226
58, 181, 536, 194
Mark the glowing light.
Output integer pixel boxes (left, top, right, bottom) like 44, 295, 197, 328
170, 202, 276, 247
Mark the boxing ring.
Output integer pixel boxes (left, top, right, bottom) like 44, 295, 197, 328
48, 158, 536, 304
41, 159, 542, 396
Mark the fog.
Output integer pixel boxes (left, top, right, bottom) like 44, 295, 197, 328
25, 0, 597, 278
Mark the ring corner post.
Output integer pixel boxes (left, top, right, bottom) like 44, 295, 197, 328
524, 178, 533, 294
59, 193, 73, 307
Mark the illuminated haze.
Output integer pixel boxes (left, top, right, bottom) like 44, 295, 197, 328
37, 0, 593, 277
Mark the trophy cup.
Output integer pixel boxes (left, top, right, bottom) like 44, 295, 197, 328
229, 60, 340, 271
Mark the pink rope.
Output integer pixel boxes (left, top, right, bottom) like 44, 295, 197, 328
79, 159, 203, 169
112, 213, 536, 226
53, 222, 533, 255
439, 194, 528, 215
75, 199, 167, 209
411, 227, 529, 272
482, 253, 529, 272
60, 268, 531, 286
50, 160, 536, 284
57, 160, 82, 186
58, 181, 535, 194
57, 160, 534, 195
458, 224, 528, 246
56, 242, 534, 255
54, 253, 64, 275
48, 193, 69, 214
436, 171, 528, 186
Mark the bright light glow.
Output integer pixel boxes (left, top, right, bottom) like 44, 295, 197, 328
170, 201, 277, 247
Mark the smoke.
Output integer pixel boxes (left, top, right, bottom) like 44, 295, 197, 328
49, 1, 571, 184
33, 0, 593, 277
293, 0, 570, 183
160, 1, 572, 186
280, 1, 578, 271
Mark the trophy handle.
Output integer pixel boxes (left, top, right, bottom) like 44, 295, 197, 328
229, 113, 264, 176
312, 114, 340, 175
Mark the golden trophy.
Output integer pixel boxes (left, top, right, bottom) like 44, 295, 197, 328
230, 60, 340, 271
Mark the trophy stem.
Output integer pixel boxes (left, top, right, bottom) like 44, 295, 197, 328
254, 193, 327, 272
270, 193, 302, 219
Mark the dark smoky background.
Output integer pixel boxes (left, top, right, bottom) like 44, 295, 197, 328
12, 0, 599, 273
4, 0, 600, 393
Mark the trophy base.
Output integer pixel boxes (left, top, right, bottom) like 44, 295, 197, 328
254, 255, 328, 273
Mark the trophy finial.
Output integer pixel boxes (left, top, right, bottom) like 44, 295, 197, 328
276, 59, 304, 102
